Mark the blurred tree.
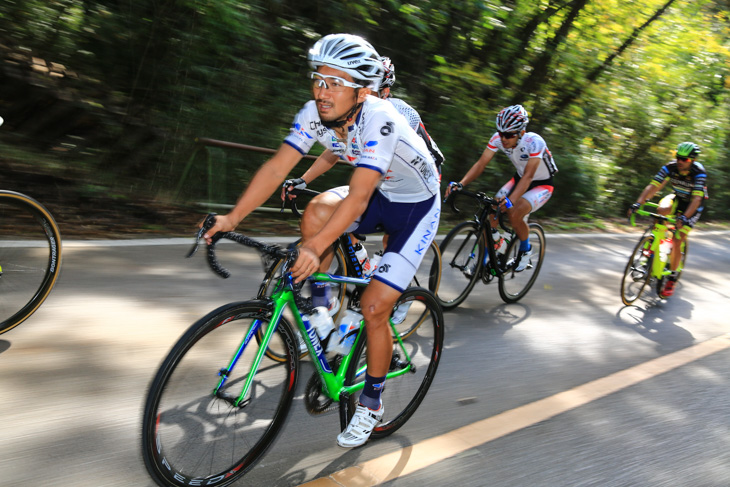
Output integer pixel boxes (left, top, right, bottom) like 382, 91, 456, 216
0, 0, 728, 218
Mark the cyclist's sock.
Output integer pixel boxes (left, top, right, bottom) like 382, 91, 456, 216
359, 373, 385, 410
519, 238, 531, 252
311, 282, 331, 308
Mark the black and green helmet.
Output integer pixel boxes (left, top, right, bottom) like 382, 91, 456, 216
676, 141, 700, 159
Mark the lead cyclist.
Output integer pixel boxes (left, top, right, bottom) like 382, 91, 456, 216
203, 33, 441, 448
283, 54, 445, 311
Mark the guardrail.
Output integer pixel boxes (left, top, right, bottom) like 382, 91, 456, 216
175, 137, 318, 211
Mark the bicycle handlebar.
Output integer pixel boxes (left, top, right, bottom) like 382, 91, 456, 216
629, 203, 676, 227
446, 188, 500, 214
188, 213, 295, 278
446, 188, 510, 232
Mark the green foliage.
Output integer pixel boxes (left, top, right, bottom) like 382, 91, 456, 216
1, 0, 729, 220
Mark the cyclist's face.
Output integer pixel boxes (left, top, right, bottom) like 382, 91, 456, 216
500, 130, 523, 149
676, 156, 693, 172
312, 66, 370, 123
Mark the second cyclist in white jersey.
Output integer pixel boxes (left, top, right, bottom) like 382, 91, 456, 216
445, 104, 557, 271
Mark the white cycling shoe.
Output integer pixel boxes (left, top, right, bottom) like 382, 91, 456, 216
514, 247, 533, 272
336, 403, 384, 448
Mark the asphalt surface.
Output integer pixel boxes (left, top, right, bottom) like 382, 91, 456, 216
0, 230, 728, 487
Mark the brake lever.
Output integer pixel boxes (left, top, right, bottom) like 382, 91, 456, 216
186, 213, 217, 258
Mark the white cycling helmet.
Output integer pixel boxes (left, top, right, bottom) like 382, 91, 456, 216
308, 34, 383, 90
380, 57, 396, 89
495, 104, 529, 133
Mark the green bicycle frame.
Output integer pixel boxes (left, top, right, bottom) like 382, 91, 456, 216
213, 271, 415, 407
631, 202, 686, 279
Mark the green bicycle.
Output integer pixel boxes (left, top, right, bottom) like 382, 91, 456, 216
621, 202, 688, 305
141, 214, 444, 487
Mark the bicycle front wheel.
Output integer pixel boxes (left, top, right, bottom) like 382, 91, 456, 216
341, 287, 444, 439
142, 301, 299, 487
621, 235, 653, 305
436, 221, 484, 310
0, 191, 62, 334
498, 223, 546, 303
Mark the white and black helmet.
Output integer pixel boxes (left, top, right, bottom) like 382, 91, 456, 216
308, 34, 384, 90
495, 104, 529, 133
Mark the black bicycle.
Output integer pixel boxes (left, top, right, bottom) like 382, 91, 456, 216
0, 190, 62, 334
437, 188, 546, 308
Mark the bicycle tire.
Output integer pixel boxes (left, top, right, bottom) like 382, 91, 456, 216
0, 190, 62, 334
142, 301, 299, 487
435, 221, 484, 310
257, 240, 347, 361
498, 223, 546, 303
341, 287, 444, 439
621, 235, 653, 305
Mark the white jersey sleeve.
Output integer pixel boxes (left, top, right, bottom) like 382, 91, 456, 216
282, 97, 439, 203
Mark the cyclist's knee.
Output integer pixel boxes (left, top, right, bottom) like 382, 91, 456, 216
361, 282, 400, 325
301, 194, 341, 238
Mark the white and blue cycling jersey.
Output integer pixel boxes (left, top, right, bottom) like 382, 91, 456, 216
284, 95, 441, 291
284, 96, 440, 204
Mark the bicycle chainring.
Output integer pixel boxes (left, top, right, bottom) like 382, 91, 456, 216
304, 372, 335, 415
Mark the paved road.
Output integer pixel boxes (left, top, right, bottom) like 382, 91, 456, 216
0, 231, 728, 486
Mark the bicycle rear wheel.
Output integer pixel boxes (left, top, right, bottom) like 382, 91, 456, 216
436, 221, 484, 310
341, 287, 444, 439
621, 235, 653, 305
0, 191, 62, 334
142, 301, 299, 487
498, 223, 546, 303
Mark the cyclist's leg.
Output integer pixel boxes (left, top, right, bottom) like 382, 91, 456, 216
338, 193, 440, 448
493, 178, 515, 231
509, 184, 552, 271
508, 184, 553, 241
671, 203, 700, 273
300, 186, 349, 271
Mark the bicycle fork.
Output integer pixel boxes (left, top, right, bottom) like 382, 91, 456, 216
212, 302, 287, 408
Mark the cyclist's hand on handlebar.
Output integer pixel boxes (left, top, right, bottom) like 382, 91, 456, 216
281, 178, 307, 201
444, 181, 462, 200
676, 214, 689, 228
627, 202, 641, 218
200, 213, 237, 245
290, 244, 320, 283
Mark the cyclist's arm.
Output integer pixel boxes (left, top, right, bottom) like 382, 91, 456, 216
204, 143, 302, 243
445, 148, 495, 197
281, 149, 339, 200
292, 166, 380, 281
301, 149, 339, 183
635, 179, 667, 205
681, 194, 703, 221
